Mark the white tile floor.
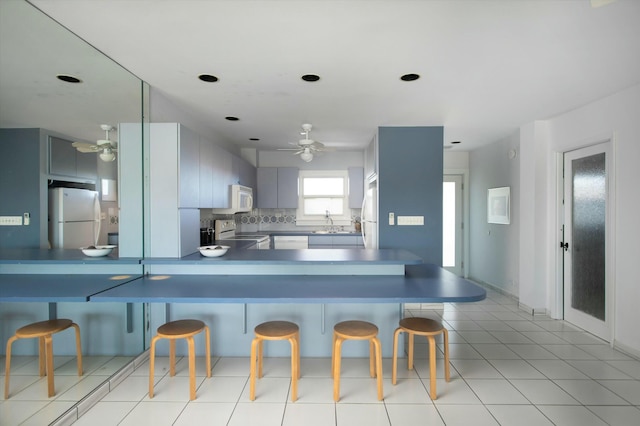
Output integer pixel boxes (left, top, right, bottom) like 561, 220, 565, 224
2, 287, 640, 425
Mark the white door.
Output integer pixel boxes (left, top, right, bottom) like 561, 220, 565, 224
443, 175, 463, 275
563, 142, 611, 341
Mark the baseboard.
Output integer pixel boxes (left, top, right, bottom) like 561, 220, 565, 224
612, 340, 640, 361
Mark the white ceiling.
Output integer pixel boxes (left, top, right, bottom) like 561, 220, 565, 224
5, 0, 640, 152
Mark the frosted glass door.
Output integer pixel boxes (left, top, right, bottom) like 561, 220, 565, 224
563, 142, 610, 340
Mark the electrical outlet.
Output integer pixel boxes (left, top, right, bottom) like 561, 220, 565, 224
397, 216, 424, 225
0, 216, 22, 226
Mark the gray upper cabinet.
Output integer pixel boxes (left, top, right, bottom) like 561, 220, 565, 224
49, 136, 97, 180
348, 167, 364, 208
257, 167, 299, 209
232, 155, 257, 189
178, 125, 200, 208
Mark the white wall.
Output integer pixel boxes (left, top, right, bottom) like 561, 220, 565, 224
542, 84, 640, 355
257, 150, 364, 169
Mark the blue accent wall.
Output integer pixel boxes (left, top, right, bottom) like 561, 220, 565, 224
378, 127, 443, 264
0, 129, 42, 248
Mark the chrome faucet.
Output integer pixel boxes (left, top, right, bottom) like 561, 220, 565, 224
325, 210, 334, 227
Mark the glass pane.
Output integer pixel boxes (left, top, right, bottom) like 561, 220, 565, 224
443, 181, 455, 267
304, 198, 344, 215
303, 177, 344, 196
571, 152, 606, 321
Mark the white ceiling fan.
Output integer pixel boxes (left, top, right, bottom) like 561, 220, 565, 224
277, 123, 333, 162
72, 124, 117, 162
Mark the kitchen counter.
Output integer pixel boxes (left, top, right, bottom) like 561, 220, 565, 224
0, 248, 142, 274
142, 247, 420, 275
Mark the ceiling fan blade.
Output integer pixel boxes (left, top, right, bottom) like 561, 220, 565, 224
72, 141, 100, 152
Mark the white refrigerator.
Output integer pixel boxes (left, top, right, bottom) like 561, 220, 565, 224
49, 187, 101, 249
361, 180, 378, 249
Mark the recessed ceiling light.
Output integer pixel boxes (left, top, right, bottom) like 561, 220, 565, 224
225, 116, 239, 121
301, 74, 320, 82
249, 138, 260, 141
198, 74, 219, 82
451, 141, 461, 144
400, 73, 420, 81
56, 74, 82, 83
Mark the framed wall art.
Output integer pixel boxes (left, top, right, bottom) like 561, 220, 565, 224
488, 187, 510, 224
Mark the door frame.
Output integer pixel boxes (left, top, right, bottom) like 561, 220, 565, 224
554, 136, 617, 342
444, 168, 469, 277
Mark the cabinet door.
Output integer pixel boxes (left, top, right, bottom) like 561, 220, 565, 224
233, 155, 257, 189
308, 235, 332, 247
178, 125, 200, 208
212, 146, 232, 208
199, 140, 213, 208
257, 167, 278, 208
348, 167, 364, 209
49, 136, 77, 176
277, 167, 299, 208
76, 152, 97, 179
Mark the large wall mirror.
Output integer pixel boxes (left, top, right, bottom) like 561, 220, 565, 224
0, 0, 147, 422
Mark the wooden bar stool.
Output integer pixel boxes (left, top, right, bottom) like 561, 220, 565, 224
392, 317, 450, 399
250, 321, 300, 402
149, 319, 211, 401
5, 319, 82, 399
332, 320, 383, 402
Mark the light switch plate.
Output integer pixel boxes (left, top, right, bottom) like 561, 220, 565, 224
388, 212, 395, 225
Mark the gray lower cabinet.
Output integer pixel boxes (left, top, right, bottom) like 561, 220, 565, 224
308, 235, 363, 248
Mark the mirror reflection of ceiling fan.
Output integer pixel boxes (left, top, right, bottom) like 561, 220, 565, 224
72, 124, 117, 162
277, 123, 334, 162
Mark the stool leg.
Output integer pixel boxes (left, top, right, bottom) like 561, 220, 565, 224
427, 335, 437, 399
249, 337, 259, 400
38, 337, 46, 377
443, 328, 450, 382
333, 337, 344, 402
205, 326, 212, 378
289, 336, 298, 402
372, 337, 384, 401
149, 335, 159, 399
169, 339, 176, 377
408, 332, 415, 370
369, 340, 375, 378
392, 327, 401, 385
187, 336, 196, 400
257, 339, 264, 378
331, 333, 337, 378
4, 335, 18, 399
45, 335, 55, 397
295, 331, 301, 379
71, 323, 83, 376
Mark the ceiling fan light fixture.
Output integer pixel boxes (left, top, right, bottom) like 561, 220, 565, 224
300, 149, 313, 162
99, 148, 116, 162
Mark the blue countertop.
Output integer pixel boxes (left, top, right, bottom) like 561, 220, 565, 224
143, 248, 421, 265
0, 274, 142, 302
92, 264, 485, 304
0, 249, 141, 265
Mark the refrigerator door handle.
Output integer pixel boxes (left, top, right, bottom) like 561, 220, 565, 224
361, 196, 368, 248
93, 193, 101, 245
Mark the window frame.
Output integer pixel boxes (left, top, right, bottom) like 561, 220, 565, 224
296, 170, 352, 226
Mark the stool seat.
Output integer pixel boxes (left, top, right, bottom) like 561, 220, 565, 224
149, 319, 211, 401
250, 321, 300, 402
392, 317, 450, 399
5, 319, 82, 399
332, 320, 383, 402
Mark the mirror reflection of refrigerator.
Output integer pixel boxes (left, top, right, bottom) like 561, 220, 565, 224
361, 180, 378, 249
49, 187, 101, 248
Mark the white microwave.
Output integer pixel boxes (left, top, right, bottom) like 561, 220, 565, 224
230, 184, 253, 212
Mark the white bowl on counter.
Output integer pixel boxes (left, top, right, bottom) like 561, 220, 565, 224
81, 245, 117, 257
198, 245, 230, 257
